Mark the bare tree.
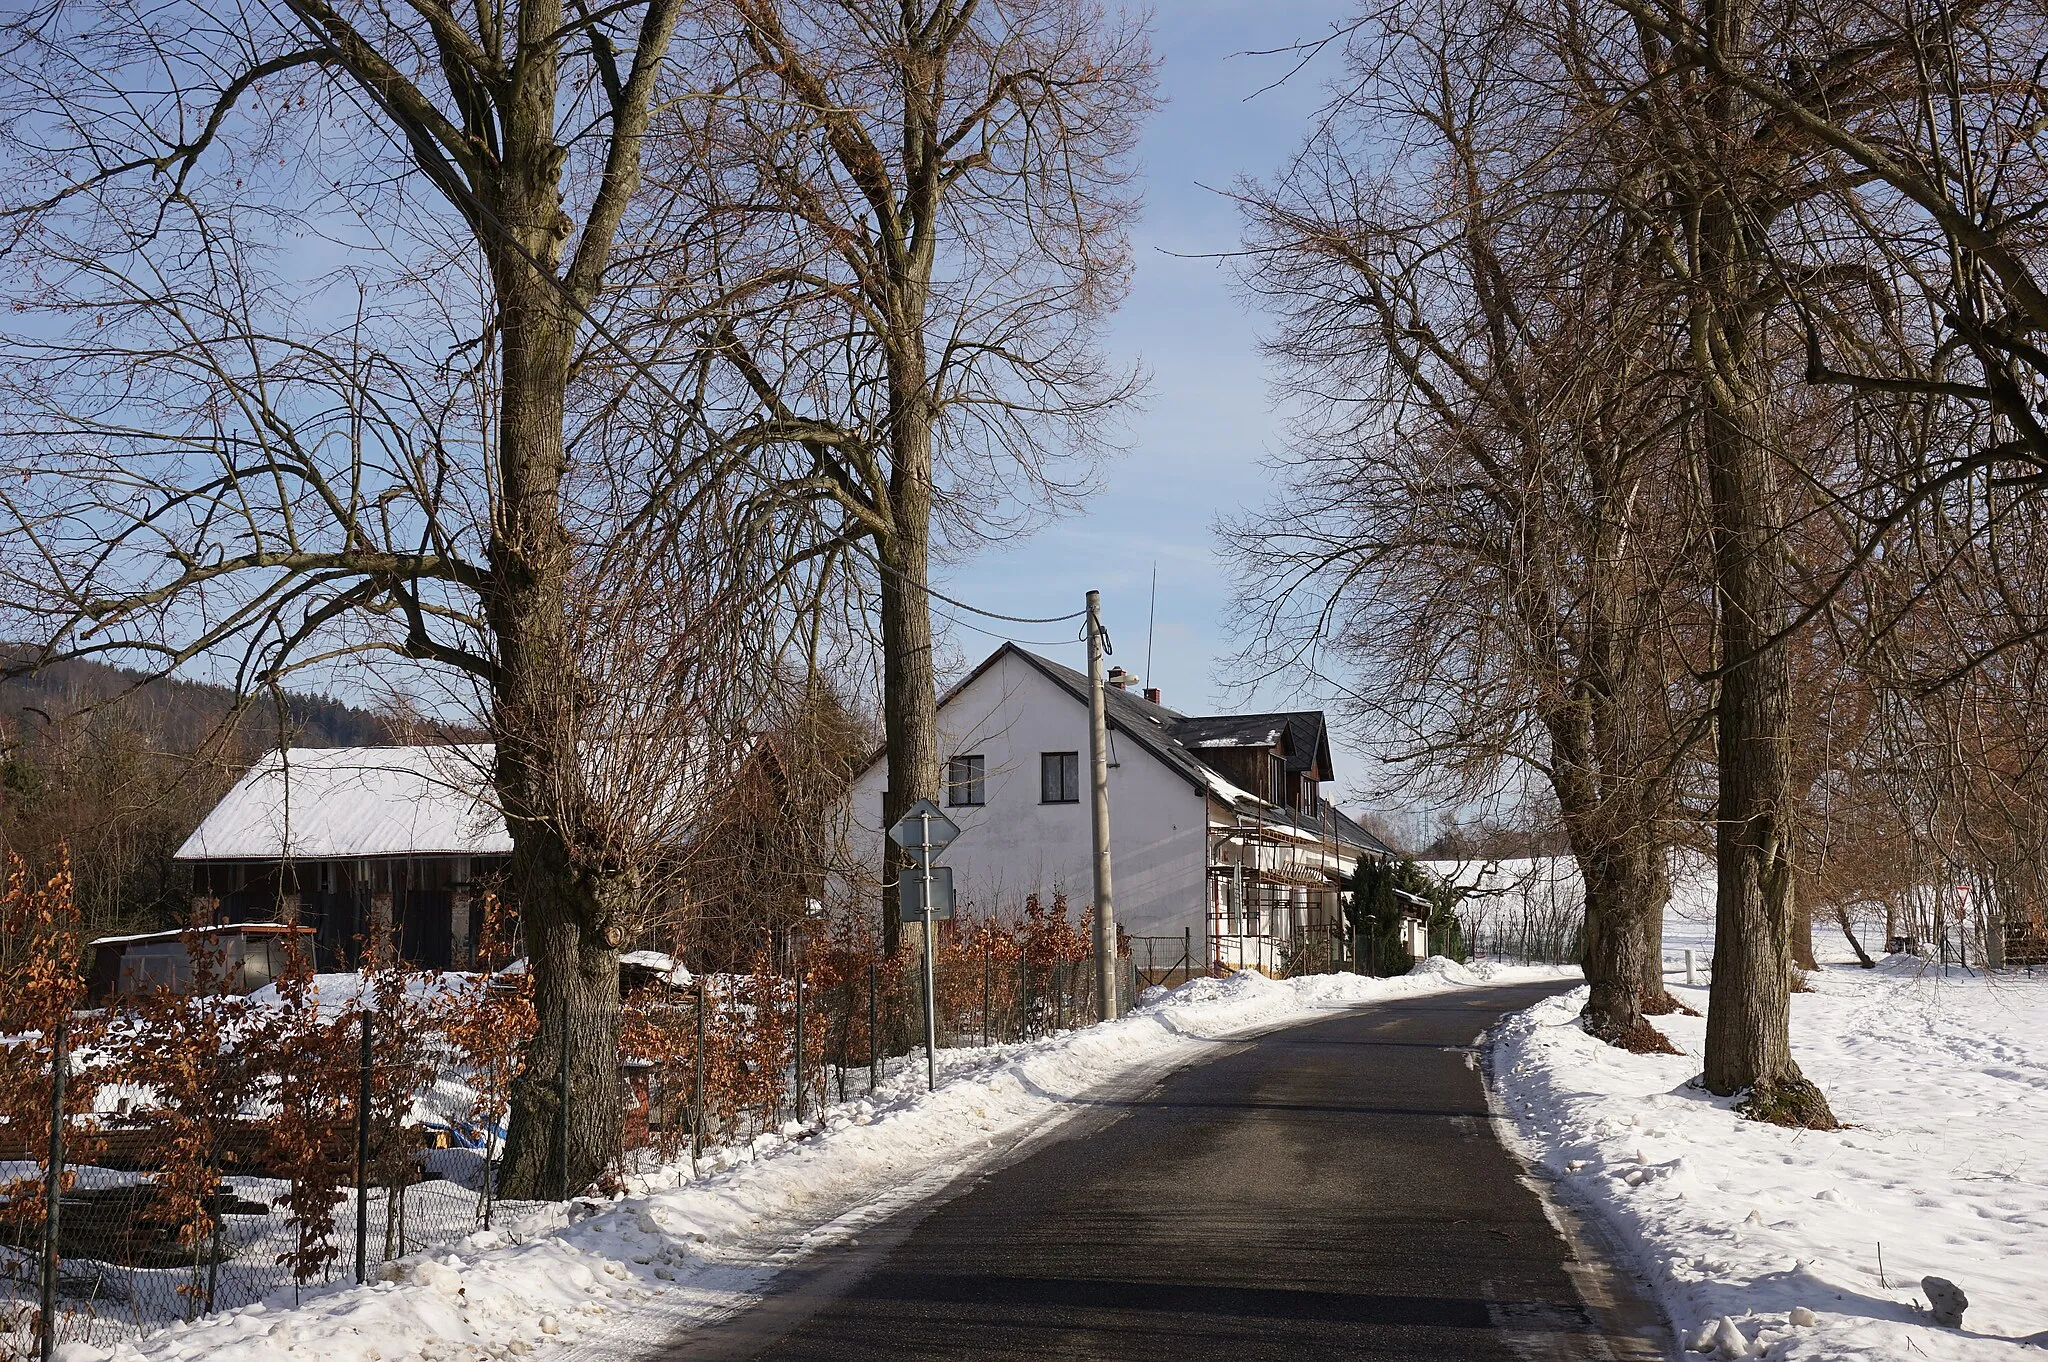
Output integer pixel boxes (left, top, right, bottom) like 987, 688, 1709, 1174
0, 0, 836, 1194
1858, 480, 2048, 967
1487, 0, 1884, 1123
1228, 3, 1710, 1044
636, 0, 1156, 949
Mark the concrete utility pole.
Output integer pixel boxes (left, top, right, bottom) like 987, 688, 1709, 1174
1087, 589, 1118, 1021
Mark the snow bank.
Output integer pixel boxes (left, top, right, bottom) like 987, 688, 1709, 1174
1493, 959, 2048, 1359
242, 971, 487, 1018
76, 961, 1571, 1362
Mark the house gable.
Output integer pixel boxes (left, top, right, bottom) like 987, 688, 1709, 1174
852, 642, 1214, 800
846, 643, 1393, 863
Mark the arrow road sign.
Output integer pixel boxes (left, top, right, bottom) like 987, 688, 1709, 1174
887, 798, 960, 854
899, 865, 955, 921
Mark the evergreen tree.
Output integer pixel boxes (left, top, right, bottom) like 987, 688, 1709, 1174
1344, 857, 1466, 975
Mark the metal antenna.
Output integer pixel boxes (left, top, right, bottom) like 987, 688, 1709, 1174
1145, 561, 1158, 687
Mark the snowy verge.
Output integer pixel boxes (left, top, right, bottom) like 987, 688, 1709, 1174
1492, 959, 2048, 1360
83, 960, 1573, 1362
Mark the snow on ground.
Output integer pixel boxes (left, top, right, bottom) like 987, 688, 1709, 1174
71, 959, 1573, 1362
1494, 956, 2048, 1359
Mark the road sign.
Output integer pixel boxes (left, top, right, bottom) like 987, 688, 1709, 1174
887, 799, 960, 854
885, 797, 961, 1096
899, 865, 955, 921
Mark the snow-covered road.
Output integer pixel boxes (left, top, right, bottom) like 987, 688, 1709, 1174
74, 960, 1572, 1362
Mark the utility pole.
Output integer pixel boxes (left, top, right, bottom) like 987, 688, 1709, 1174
1087, 589, 1118, 1021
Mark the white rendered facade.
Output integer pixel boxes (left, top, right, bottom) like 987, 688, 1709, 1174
843, 648, 1210, 944
840, 646, 1386, 972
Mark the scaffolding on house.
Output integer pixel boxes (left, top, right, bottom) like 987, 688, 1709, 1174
1204, 804, 1355, 976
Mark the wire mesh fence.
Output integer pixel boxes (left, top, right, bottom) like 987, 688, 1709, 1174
3, 890, 1384, 1359
1, 998, 551, 1359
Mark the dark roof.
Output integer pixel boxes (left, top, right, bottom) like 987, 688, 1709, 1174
930, 644, 1389, 857
1169, 711, 1333, 779
1329, 806, 1394, 857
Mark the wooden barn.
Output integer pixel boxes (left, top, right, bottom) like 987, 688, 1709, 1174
172, 745, 511, 972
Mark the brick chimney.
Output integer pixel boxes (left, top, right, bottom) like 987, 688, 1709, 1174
1143, 687, 1162, 704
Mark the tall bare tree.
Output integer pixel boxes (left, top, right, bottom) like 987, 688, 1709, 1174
1229, 4, 1710, 1043
637, 0, 1155, 948
0, 0, 832, 1194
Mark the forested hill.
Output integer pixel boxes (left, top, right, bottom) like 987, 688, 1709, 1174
0, 652, 399, 935
0, 653, 396, 752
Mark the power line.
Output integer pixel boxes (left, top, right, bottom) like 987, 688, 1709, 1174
853, 544, 1088, 625
928, 600, 1083, 650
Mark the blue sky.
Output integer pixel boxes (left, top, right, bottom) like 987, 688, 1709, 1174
931, 3, 1395, 811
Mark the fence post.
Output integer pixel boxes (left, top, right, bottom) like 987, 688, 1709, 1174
205, 1147, 223, 1313
1019, 953, 1031, 1041
794, 964, 807, 1125
355, 1007, 370, 1285
1684, 949, 1696, 987
867, 963, 881, 1092
692, 984, 705, 1177
38, 1012, 67, 1362
982, 940, 991, 1048
556, 992, 572, 1202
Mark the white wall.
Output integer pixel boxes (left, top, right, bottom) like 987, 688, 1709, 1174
842, 650, 1210, 947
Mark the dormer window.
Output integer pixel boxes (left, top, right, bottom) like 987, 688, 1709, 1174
1269, 753, 1285, 802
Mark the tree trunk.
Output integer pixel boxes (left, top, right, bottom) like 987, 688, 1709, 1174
1636, 848, 1676, 1007
478, 79, 628, 1192
1791, 891, 1817, 971
496, 822, 631, 1198
1581, 835, 1675, 1046
877, 384, 940, 956
1579, 843, 1647, 1038
1698, 389, 1835, 1124
1835, 905, 1876, 968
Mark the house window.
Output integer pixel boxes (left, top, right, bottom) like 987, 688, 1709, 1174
1041, 751, 1081, 803
947, 755, 986, 807
1269, 754, 1286, 802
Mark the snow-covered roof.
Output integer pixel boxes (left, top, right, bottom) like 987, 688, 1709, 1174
619, 949, 693, 985
174, 745, 510, 861
90, 923, 314, 947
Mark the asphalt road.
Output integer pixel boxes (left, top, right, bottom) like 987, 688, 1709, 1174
670, 981, 1668, 1362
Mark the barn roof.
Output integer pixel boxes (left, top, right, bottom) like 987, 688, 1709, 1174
174, 745, 509, 861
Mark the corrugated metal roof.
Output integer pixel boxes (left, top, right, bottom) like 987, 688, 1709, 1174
174, 745, 509, 861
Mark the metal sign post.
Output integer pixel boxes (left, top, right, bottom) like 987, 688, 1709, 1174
888, 799, 960, 1092
918, 813, 938, 1091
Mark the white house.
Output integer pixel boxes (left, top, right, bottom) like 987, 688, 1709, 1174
842, 644, 1391, 975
